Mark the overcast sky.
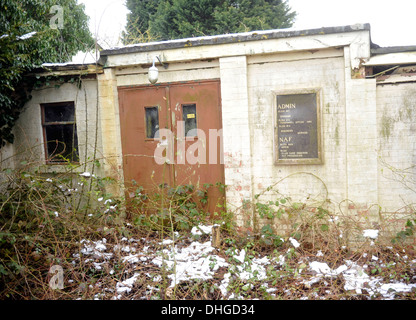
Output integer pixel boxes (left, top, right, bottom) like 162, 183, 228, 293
78, 0, 416, 49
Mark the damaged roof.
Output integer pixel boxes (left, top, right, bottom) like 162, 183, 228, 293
100, 23, 372, 56
29, 63, 103, 77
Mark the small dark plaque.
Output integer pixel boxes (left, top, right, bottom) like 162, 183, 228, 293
275, 91, 322, 164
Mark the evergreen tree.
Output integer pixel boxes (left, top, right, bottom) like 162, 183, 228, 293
123, 0, 163, 42
123, 0, 296, 43
0, 0, 94, 147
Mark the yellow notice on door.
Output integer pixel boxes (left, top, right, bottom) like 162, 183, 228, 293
187, 113, 195, 119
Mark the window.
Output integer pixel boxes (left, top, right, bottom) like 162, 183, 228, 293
182, 104, 197, 137
145, 107, 159, 138
41, 102, 79, 163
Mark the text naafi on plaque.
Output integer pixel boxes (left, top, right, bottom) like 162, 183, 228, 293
274, 89, 323, 165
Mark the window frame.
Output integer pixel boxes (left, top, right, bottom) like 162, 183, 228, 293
144, 106, 160, 139
40, 101, 79, 164
181, 103, 198, 138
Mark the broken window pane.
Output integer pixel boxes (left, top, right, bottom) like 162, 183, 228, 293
41, 102, 79, 163
44, 102, 75, 123
145, 107, 159, 138
45, 124, 79, 162
182, 104, 197, 137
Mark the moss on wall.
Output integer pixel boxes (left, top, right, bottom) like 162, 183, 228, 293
380, 88, 416, 140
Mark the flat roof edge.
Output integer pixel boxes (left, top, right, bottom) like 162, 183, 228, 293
371, 46, 416, 55
27, 63, 104, 77
101, 23, 371, 56
39, 63, 102, 70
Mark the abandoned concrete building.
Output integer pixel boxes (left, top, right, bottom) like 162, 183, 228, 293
2, 23, 416, 240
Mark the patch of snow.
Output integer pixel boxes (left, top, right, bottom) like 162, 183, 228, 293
18, 31, 36, 40
234, 249, 246, 264
104, 205, 117, 213
122, 254, 140, 264
289, 237, 300, 248
41, 51, 97, 67
103, 25, 339, 53
219, 272, 231, 296
93, 262, 105, 270
70, 50, 98, 64
95, 242, 106, 251
342, 262, 373, 294
78, 239, 113, 260
116, 273, 140, 293
254, 256, 270, 265
151, 240, 228, 288
307, 259, 416, 298
378, 282, 416, 300
42, 62, 73, 67
79, 172, 91, 177
238, 259, 268, 281
191, 225, 213, 236
309, 261, 334, 276
278, 255, 286, 266
363, 229, 379, 239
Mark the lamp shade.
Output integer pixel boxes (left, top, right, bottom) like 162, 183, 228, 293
148, 65, 159, 84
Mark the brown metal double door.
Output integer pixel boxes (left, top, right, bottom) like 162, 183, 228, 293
118, 80, 224, 215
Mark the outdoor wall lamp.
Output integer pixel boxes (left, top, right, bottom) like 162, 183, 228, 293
148, 55, 168, 84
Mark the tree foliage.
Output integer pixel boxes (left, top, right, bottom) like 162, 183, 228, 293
123, 0, 296, 43
0, 0, 94, 147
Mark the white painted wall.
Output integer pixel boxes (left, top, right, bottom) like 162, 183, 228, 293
377, 81, 416, 212
8, 79, 103, 175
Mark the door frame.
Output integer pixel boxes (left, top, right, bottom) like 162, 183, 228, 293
117, 79, 225, 214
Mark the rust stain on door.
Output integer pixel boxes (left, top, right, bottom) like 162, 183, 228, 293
118, 80, 224, 217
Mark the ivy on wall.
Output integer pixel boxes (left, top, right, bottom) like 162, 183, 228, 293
0, 0, 94, 147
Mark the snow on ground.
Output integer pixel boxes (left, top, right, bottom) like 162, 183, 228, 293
363, 229, 379, 240
307, 259, 416, 298
152, 240, 228, 288
73, 225, 416, 300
